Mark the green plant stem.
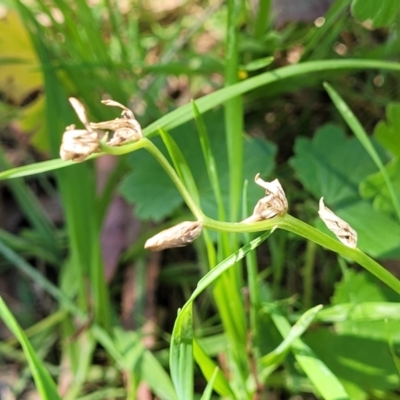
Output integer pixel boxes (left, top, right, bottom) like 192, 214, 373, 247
202, 214, 400, 295
254, 0, 271, 38
224, 0, 243, 223
105, 139, 400, 296
302, 241, 317, 310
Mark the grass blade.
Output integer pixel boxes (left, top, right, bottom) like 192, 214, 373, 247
199, 367, 220, 400
260, 305, 323, 368
0, 297, 61, 400
271, 308, 349, 400
170, 305, 194, 400
193, 339, 234, 398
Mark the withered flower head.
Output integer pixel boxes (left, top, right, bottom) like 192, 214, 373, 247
242, 174, 288, 223
145, 221, 203, 251
318, 197, 357, 248
59, 98, 102, 162
90, 99, 142, 146
59, 125, 100, 162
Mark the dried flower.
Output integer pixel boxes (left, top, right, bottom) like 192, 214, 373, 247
90, 99, 142, 146
318, 197, 357, 248
59, 98, 104, 162
145, 221, 203, 251
59, 125, 100, 162
242, 174, 288, 223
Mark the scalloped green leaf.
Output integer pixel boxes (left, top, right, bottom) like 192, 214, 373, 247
360, 158, 400, 217
374, 103, 400, 158
290, 123, 400, 258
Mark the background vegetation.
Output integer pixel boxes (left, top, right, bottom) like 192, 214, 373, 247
1, 0, 400, 399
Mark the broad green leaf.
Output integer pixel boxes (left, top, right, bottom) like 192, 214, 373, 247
351, 0, 400, 28
0, 297, 61, 400
360, 158, 400, 217
290, 123, 400, 258
323, 82, 400, 222
304, 328, 399, 396
120, 110, 276, 221
330, 270, 400, 342
374, 103, 400, 158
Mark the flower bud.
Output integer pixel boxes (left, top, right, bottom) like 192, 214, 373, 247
145, 221, 202, 251
318, 197, 357, 248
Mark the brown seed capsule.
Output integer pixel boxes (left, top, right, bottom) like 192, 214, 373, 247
318, 197, 357, 248
145, 221, 203, 251
59, 125, 100, 162
90, 99, 142, 146
60, 98, 103, 162
242, 174, 288, 223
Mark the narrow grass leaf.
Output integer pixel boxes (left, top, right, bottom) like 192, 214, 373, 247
141, 350, 178, 400
260, 304, 323, 367
170, 231, 273, 399
199, 367, 219, 400
193, 339, 234, 398
170, 305, 194, 400
158, 128, 200, 204
2, 61, 400, 182
0, 297, 61, 400
271, 309, 349, 400
324, 82, 400, 221
191, 101, 226, 221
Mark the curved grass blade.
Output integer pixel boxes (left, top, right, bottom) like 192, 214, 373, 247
199, 367, 220, 400
0, 297, 61, 400
260, 305, 323, 375
158, 128, 200, 204
270, 308, 349, 400
324, 82, 400, 221
2, 61, 400, 181
170, 230, 274, 398
193, 339, 234, 398
170, 305, 194, 400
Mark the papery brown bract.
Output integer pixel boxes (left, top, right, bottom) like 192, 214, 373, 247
145, 221, 202, 251
318, 197, 357, 248
242, 174, 288, 223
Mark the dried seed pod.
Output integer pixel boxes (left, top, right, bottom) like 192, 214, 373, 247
145, 221, 202, 251
318, 197, 357, 248
242, 174, 288, 223
90, 99, 143, 145
60, 125, 100, 162
69, 97, 91, 129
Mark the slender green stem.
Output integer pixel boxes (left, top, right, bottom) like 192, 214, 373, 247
254, 0, 271, 38
202, 214, 400, 295
224, 0, 243, 223
142, 139, 204, 221
302, 241, 317, 309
